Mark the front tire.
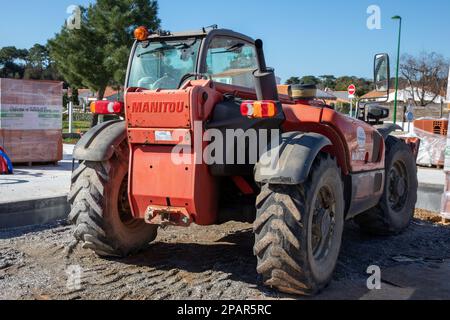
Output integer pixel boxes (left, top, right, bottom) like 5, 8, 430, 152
254, 154, 344, 295
355, 136, 418, 236
68, 141, 158, 257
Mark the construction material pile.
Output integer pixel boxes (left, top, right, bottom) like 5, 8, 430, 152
0, 79, 63, 164
414, 118, 448, 168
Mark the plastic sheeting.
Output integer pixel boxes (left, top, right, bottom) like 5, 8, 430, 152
415, 127, 446, 167
0, 78, 63, 130
0, 78, 63, 163
441, 113, 450, 219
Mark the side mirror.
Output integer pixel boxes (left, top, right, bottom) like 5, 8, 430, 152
367, 105, 389, 123
374, 53, 390, 95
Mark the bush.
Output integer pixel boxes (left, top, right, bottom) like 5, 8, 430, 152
73, 112, 93, 122
336, 103, 350, 115
63, 111, 93, 122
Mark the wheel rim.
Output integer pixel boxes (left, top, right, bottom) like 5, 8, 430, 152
117, 175, 138, 227
387, 160, 408, 212
311, 185, 336, 262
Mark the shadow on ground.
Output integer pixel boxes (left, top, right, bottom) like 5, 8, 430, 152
117, 218, 450, 300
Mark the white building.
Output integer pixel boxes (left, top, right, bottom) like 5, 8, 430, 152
361, 88, 445, 104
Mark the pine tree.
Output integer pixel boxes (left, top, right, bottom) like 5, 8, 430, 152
49, 0, 160, 99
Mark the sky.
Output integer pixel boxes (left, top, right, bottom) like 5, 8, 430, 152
0, 0, 449, 82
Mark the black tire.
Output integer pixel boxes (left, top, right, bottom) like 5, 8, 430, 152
68, 141, 158, 257
254, 154, 344, 295
355, 136, 418, 236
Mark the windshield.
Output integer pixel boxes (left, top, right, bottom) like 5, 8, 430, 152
128, 39, 201, 90
206, 37, 257, 88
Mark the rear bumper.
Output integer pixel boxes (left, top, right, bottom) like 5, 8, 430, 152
128, 145, 218, 225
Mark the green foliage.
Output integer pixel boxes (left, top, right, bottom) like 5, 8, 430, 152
299, 75, 320, 86
63, 137, 81, 145
63, 120, 91, 131
48, 0, 160, 99
0, 46, 28, 78
0, 44, 60, 80
336, 102, 350, 115
285, 75, 321, 86
319, 75, 337, 90
73, 112, 93, 122
286, 73, 373, 97
23, 44, 60, 80
63, 112, 93, 122
63, 88, 81, 107
334, 76, 373, 97
285, 77, 301, 85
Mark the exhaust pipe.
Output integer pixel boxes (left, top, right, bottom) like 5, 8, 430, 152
254, 39, 279, 101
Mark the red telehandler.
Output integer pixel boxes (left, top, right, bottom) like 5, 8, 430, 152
69, 26, 418, 295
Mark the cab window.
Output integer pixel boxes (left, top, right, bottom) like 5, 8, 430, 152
206, 37, 257, 88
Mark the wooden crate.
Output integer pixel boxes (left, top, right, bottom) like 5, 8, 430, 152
0, 129, 62, 164
0, 79, 63, 164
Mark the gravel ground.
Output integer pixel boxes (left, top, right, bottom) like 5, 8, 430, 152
1, 210, 450, 300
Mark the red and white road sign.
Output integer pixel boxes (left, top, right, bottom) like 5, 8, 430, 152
348, 84, 356, 97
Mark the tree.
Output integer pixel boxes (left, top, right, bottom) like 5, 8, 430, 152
0, 44, 60, 80
400, 52, 450, 106
335, 76, 372, 97
284, 74, 372, 97
49, 0, 160, 99
299, 75, 320, 86
0, 46, 28, 78
285, 75, 320, 86
285, 76, 301, 85
318, 75, 336, 90
23, 44, 60, 80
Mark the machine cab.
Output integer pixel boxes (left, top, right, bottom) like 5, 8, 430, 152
126, 27, 262, 92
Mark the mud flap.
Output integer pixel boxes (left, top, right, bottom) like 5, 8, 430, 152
254, 132, 332, 185
73, 120, 126, 162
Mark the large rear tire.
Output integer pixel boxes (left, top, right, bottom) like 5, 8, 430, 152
254, 154, 344, 295
68, 141, 158, 257
355, 136, 418, 236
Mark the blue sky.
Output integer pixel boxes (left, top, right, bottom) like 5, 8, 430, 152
0, 0, 449, 81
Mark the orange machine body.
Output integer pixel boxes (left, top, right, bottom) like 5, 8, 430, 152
126, 81, 222, 225
125, 81, 385, 225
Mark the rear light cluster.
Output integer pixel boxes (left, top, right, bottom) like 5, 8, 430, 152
90, 101, 124, 115
240, 100, 277, 118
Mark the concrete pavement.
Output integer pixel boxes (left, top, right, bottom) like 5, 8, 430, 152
417, 167, 445, 213
0, 144, 74, 203
0, 145, 74, 229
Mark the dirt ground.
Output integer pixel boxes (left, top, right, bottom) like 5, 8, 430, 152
1, 210, 450, 300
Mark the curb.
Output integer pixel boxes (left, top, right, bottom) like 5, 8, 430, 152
416, 183, 443, 213
0, 196, 70, 230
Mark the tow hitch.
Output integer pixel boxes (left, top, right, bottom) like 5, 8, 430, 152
144, 205, 193, 227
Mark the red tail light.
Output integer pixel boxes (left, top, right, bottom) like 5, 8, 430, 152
240, 100, 277, 118
90, 101, 124, 114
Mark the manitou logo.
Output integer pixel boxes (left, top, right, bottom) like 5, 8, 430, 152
131, 101, 185, 113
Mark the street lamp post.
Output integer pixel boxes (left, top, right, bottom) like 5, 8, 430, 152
392, 15, 402, 125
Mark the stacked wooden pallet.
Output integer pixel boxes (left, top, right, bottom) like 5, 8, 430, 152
0, 78, 63, 164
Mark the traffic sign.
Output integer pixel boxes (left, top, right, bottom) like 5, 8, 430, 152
348, 84, 356, 117
406, 112, 414, 122
348, 84, 356, 97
